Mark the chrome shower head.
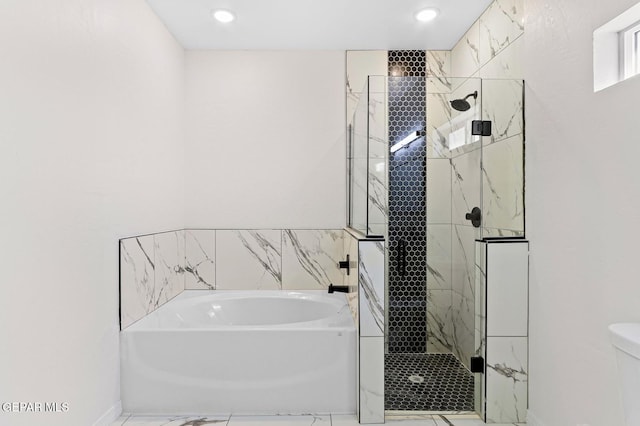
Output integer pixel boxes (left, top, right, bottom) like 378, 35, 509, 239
450, 91, 478, 112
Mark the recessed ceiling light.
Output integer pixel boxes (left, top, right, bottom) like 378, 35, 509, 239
212, 9, 235, 23
415, 8, 439, 22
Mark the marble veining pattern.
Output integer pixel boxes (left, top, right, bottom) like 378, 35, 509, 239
358, 241, 385, 336
216, 230, 282, 290
350, 157, 368, 234
482, 79, 524, 145
427, 289, 454, 353
120, 235, 155, 329
114, 414, 520, 426
426, 50, 452, 93
451, 148, 481, 227
479, 35, 524, 80
426, 92, 453, 159
185, 229, 215, 290
452, 225, 479, 368
282, 230, 344, 290
346, 50, 387, 127
482, 228, 525, 238
474, 241, 487, 419
426, 159, 452, 224
367, 159, 388, 232
120, 231, 185, 329
482, 135, 524, 233
426, 224, 452, 290
451, 21, 480, 80
114, 416, 229, 425
154, 231, 185, 302
479, 0, 525, 67
485, 337, 528, 424
367, 88, 388, 159
359, 337, 384, 424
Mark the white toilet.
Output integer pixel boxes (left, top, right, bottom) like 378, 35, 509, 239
609, 323, 640, 426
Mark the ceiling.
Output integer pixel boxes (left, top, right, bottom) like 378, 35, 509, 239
145, 0, 493, 50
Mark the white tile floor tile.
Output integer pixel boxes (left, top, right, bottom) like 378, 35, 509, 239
114, 415, 229, 425
113, 414, 526, 426
227, 415, 330, 426
328, 414, 360, 426
433, 417, 525, 426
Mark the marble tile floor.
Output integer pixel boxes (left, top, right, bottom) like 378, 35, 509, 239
111, 414, 526, 426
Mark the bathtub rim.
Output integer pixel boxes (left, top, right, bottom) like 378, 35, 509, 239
122, 289, 355, 332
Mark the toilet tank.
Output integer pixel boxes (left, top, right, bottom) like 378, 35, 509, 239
609, 323, 640, 426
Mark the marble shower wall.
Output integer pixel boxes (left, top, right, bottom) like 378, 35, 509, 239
450, 0, 525, 236
121, 229, 348, 329
425, 0, 525, 365
120, 230, 186, 329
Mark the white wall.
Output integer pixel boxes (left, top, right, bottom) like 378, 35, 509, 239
0, 0, 185, 424
526, 0, 640, 424
185, 51, 346, 229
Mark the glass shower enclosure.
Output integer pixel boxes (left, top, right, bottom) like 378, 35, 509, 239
347, 75, 525, 417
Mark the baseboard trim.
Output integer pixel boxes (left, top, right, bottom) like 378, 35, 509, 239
527, 410, 546, 426
93, 400, 122, 426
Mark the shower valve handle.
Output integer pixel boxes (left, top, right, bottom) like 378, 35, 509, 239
465, 207, 482, 228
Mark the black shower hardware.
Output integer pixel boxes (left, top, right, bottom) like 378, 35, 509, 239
328, 284, 349, 294
470, 356, 485, 374
338, 254, 350, 275
450, 91, 478, 112
397, 238, 407, 276
465, 207, 482, 228
471, 120, 492, 136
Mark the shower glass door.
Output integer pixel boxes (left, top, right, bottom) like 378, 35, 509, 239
347, 76, 388, 238
346, 74, 525, 417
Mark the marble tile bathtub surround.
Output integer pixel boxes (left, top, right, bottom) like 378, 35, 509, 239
185, 229, 216, 289
216, 230, 282, 290
282, 229, 345, 290
121, 228, 350, 327
120, 231, 185, 329
154, 231, 186, 297
120, 235, 156, 329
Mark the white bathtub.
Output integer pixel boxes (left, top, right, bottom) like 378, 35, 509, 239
120, 290, 356, 415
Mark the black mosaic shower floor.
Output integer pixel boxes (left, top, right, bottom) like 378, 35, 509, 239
385, 353, 474, 412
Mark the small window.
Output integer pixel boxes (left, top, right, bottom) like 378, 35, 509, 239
593, 2, 640, 92
621, 21, 640, 79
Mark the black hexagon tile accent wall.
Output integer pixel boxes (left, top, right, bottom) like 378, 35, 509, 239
387, 50, 427, 354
